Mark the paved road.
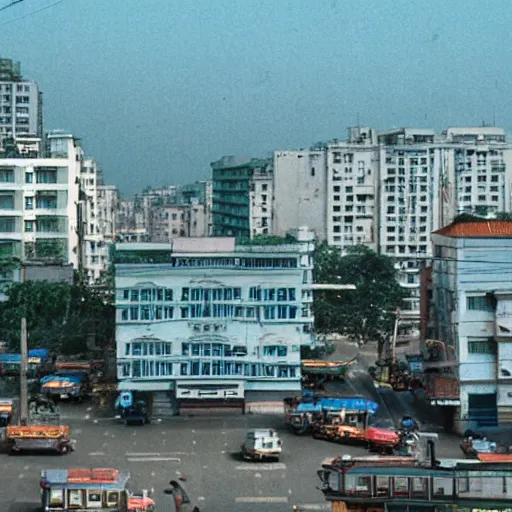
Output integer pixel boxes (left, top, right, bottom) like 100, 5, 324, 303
2, 339, 457, 511
3, 402, 463, 512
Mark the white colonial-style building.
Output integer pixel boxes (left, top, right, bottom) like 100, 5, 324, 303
114, 228, 315, 414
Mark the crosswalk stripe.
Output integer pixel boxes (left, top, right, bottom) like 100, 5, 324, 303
89, 452, 105, 456
235, 497, 288, 503
235, 463, 286, 471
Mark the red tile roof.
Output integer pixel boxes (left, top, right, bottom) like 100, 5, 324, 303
433, 221, 512, 238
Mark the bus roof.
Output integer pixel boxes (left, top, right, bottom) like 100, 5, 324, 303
42, 468, 130, 488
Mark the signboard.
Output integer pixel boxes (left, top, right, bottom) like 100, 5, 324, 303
430, 399, 461, 406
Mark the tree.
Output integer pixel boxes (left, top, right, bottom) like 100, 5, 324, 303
0, 280, 115, 354
495, 212, 512, 221
313, 243, 406, 351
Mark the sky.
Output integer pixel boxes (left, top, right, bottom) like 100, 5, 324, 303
1, 0, 512, 197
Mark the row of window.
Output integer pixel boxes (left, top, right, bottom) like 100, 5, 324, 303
124, 341, 296, 358
119, 359, 299, 378
118, 287, 174, 302
249, 287, 296, 301
124, 341, 173, 357
114, 253, 299, 268
119, 304, 299, 321
117, 286, 300, 303
333, 474, 495, 499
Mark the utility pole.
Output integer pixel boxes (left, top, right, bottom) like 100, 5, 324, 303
19, 262, 28, 425
391, 309, 400, 363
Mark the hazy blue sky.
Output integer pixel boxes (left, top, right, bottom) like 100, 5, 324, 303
2, 0, 511, 196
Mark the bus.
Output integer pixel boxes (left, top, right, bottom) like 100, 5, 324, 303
39, 468, 154, 511
317, 453, 512, 512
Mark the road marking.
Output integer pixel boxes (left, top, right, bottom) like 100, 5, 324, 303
127, 457, 181, 463
89, 452, 105, 456
235, 463, 286, 471
126, 452, 161, 457
235, 497, 288, 503
295, 504, 331, 511
198, 497, 205, 501
125, 452, 195, 457
254, 473, 262, 478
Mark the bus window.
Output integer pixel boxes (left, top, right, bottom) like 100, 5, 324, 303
412, 477, 428, 497
50, 489, 64, 508
433, 477, 452, 497
68, 490, 84, 507
376, 476, 390, 497
393, 477, 409, 497
107, 491, 120, 506
86, 490, 102, 508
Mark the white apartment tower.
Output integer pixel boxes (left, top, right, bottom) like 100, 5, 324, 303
0, 58, 42, 143
80, 161, 119, 282
0, 132, 82, 269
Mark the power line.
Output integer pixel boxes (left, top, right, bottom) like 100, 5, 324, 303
0, 0, 64, 28
0, 0, 24, 13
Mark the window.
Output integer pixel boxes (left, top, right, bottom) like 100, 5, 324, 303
393, 477, 409, 496
25, 172, 33, 184
467, 295, 493, 312
0, 169, 14, 182
68, 490, 84, 507
468, 339, 495, 355
376, 476, 390, 497
0, 194, 14, 209
412, 478, 428, 497
86, 490, 102, 508
181, 287, 189, 300
24, 196, 33, 210
49, 490, 64, 507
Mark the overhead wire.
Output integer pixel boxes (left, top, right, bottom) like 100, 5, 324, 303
0, 0, 65, 28
0, 0, 24, 13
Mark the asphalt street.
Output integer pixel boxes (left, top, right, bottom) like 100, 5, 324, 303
2, 411, 463, 512
3, 388, 463, 511
2, 340, 458, 511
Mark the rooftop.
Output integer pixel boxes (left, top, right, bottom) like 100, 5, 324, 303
433, 221, 512, 238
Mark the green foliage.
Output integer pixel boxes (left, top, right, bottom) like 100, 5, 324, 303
313, 243, 406, 345
452, 213, 483, 223
0, 280, 115, 354
236, 234, 297, 246
495, 212, 512, 221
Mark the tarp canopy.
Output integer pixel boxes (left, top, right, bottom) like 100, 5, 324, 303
296, 397, 379, 414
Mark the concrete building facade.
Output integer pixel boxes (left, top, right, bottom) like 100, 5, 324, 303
0, 58, 42, 142
114, 228, 315, 414
0, 132, 82, 270
211, 156, 272, 238
428, 220, 512, 431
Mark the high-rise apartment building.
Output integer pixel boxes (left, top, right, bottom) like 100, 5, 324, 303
79, 160, 119, 282
0, 132, 82, 271
211, 156, 272, 238
0, 58, 42, 142
272, 126, 512, 317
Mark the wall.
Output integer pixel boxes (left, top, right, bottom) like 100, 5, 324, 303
273, 150, 327, 240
